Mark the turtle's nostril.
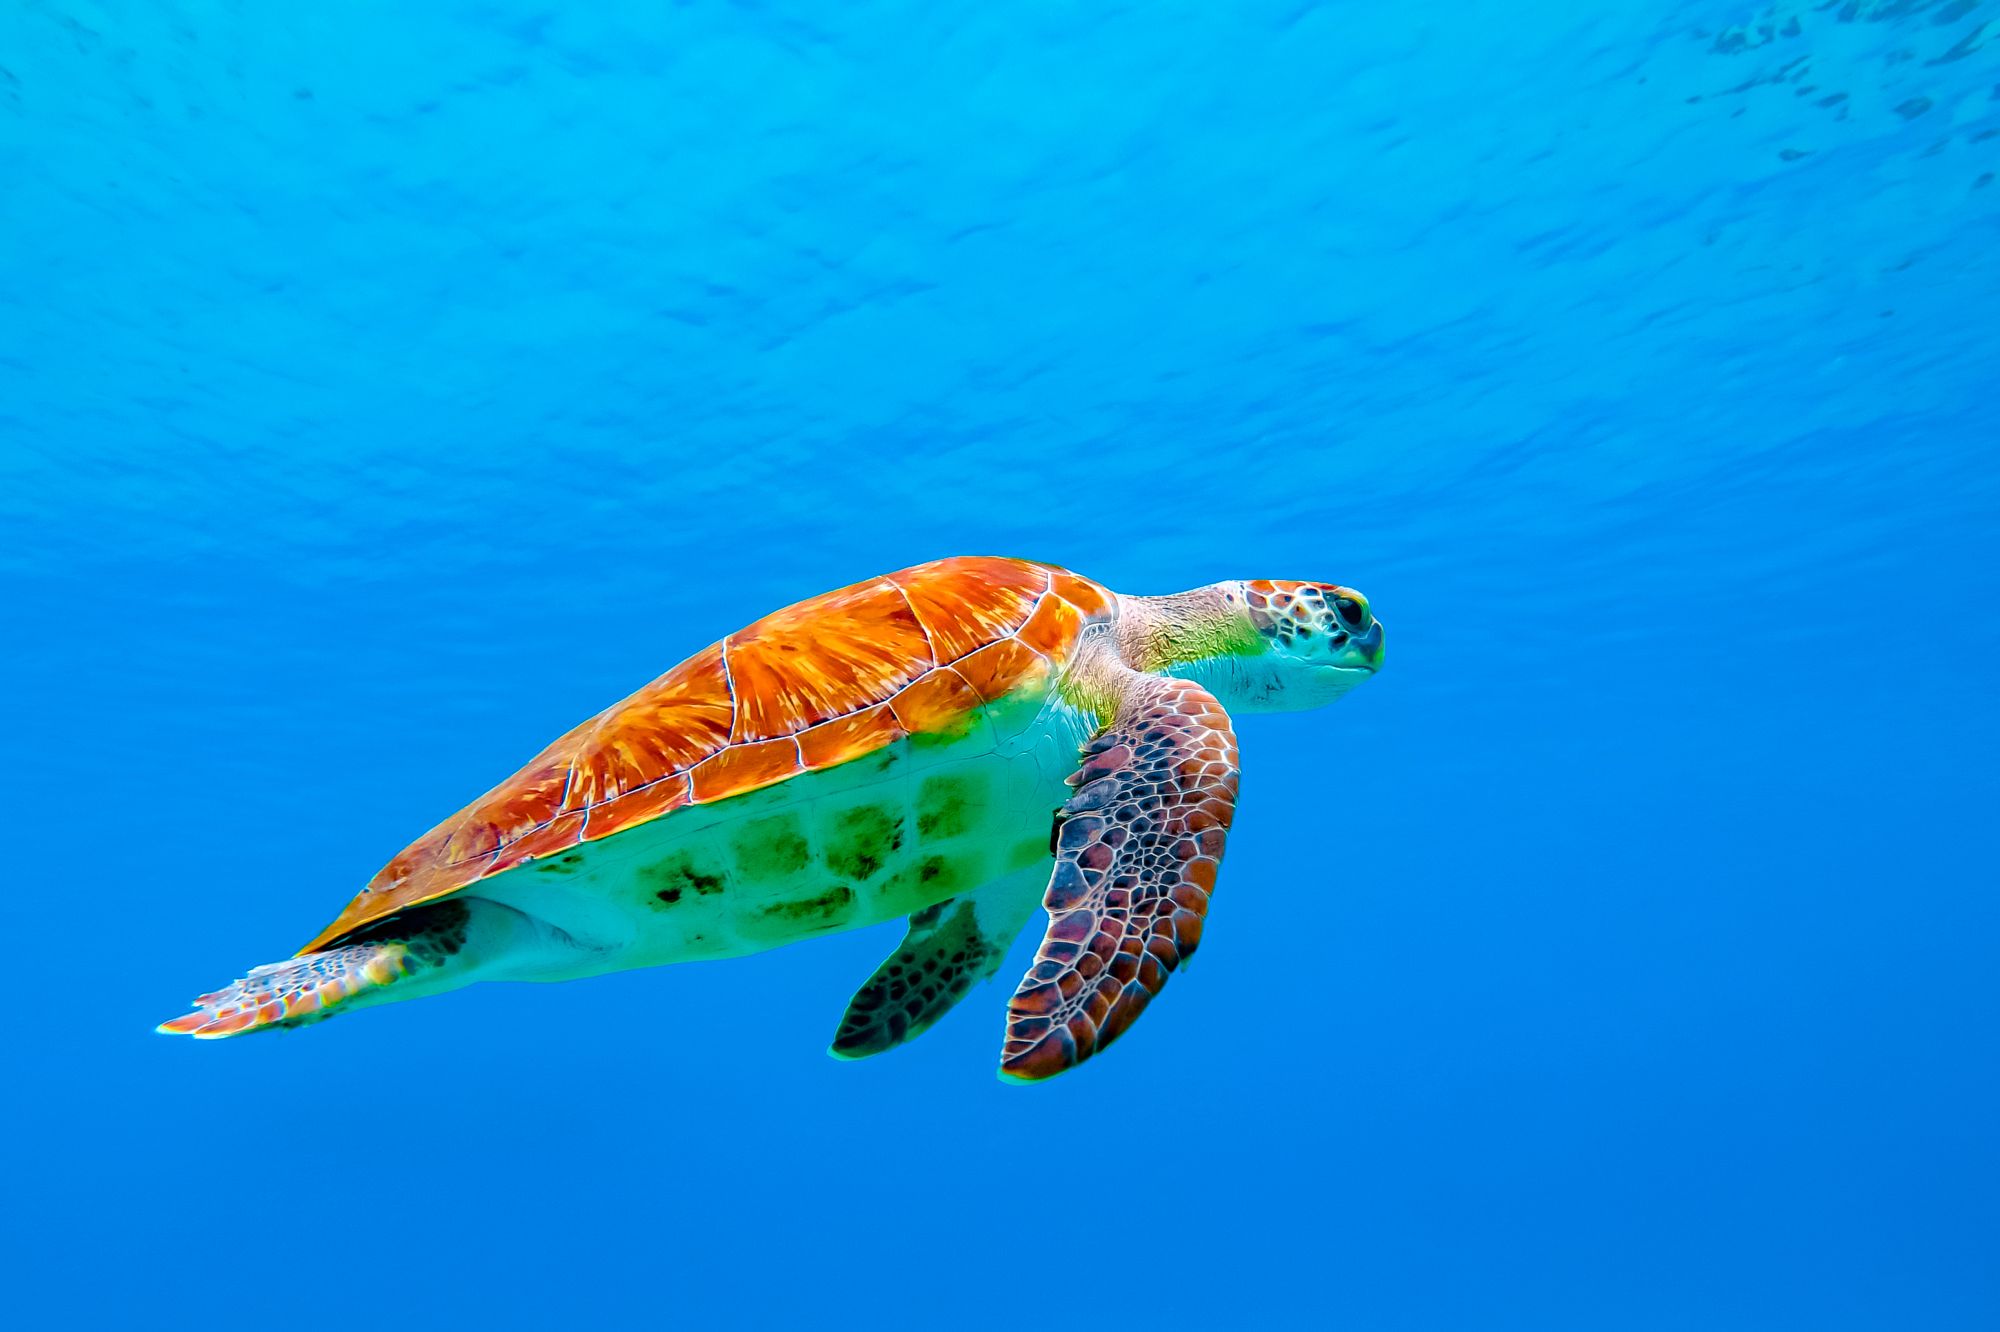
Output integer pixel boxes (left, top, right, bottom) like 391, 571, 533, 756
1333, 596, 1367, 630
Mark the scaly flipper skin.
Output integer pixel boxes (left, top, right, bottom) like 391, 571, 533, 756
999, 674, 1239, 1082
157, 903, 473, 1038
830, 869, 1045, 1059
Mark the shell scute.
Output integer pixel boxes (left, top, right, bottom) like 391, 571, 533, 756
798, 703, 906, 770
438, 753, 571, 865
440, 820, 502, 867
953, 638, 1049, 703
586, 774, 692, 841
489, 808, 588, 875
1017, 592, 1083, 657
690, 737, 805, 805
891, 558, 1048, 661
727, 579, 933, 742
563, 642, 734, 810
1050, 569, 1113, 619
888, 666, 987, 740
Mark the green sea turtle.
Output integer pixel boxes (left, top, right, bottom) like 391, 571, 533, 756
160, 557, 1384, 1080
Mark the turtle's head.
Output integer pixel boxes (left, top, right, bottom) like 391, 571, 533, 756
1124, 579, 1384, 714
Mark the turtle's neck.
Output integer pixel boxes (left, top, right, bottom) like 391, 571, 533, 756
1116, 584, 1258, 674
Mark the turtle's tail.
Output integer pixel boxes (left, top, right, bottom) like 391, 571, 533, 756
156, 900, 485, 1039
155, 938, 419, 1038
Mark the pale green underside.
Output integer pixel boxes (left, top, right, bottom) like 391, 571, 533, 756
466, 683, 1099, 984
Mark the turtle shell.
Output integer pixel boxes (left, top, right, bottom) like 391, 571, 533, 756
297, 556, 1114, 954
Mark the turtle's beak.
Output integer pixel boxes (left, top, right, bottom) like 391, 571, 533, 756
1330, 618, 1384, 673
1355, 620, 1384, 669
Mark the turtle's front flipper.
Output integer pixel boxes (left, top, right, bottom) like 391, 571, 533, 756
830, 868, 1045, 1059
1000, 675, 1240, 1082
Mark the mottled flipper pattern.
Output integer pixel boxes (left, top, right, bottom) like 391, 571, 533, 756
157, 903, 471, 1038
831, 870, 1043, 1058
999, 676, 1239, 1082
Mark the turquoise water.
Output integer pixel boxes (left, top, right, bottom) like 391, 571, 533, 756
5, 2, 1997, 1326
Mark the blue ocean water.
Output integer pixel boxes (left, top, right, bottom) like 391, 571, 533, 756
4, 1, 1997, 1326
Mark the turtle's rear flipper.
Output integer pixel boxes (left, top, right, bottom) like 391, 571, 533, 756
156, 900, 482, 1038
829, 868, 1045, 1059
157, 943, 415, 1037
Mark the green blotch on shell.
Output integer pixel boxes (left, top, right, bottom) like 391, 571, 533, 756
825, 803, 902, 881
745, 884, 858, 940
915, 772, 985, 839
638, 855, 727, 902
731, 813, 811, 879
912, 853, 971, 895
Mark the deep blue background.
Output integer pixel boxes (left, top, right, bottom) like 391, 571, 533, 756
4, 2, 1997, 1327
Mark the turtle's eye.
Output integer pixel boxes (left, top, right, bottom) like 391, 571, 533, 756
1326, 588, 1373, 633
